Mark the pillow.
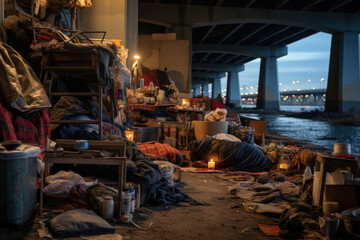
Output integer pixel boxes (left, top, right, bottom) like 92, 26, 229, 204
49, 209, 114, 238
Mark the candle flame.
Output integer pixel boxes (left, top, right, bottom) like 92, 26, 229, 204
210, 159, 213, 163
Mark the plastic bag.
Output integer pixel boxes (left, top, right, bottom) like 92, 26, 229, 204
44, 179, 75, 197
303, 165, 312, 184
46, 170, 86, 185
213, 108, 227, 121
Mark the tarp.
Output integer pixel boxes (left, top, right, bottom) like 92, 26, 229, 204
190, 137, 272, 172
0, 42, 51, 112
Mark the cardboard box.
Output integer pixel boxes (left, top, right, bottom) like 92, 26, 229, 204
324, 185, 360, 211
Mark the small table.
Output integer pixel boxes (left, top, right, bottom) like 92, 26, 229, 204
166, 107, 205, 122
40, 140, 127, 216
314, 152, 359, 206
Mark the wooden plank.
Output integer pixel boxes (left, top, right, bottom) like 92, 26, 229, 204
50, 92, 98, 96
44, 156, 126, 165
51, 120, 99, 124
55, 139, 126, 157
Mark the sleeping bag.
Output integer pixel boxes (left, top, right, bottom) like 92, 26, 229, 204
190, 137, 272, 171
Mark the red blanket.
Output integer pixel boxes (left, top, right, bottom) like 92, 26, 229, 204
0, 99, 50, 153
137, 142, 180, 164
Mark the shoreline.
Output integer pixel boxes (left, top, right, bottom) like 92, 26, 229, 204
264, 129, 330, 153
237, 114, 331, 154
232, 106, 360, 126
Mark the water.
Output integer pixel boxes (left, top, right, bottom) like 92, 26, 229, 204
242, 105, 324, 112
239, 108, 360, 155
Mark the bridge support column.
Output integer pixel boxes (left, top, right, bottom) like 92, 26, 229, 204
326, 32, 360, 113
257, 57, 280, 111
212, 78, 221, 99
172, 25, 192, 93
202, 83, 209, 97
226, 72, 240, 104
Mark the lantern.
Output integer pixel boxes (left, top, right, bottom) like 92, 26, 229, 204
125, 130, 134, 142
278, 156, 291, 171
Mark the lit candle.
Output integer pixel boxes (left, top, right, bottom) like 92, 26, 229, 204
208, 159, 215, 169
125, 130, 134, 142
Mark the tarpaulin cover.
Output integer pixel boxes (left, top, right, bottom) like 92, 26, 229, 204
0, 42, 51, 112
190, 137, 272, 171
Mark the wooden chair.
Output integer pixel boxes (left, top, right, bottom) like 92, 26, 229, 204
249, 120, 266, 145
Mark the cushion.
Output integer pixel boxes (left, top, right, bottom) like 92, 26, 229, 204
49, 209, 114, 238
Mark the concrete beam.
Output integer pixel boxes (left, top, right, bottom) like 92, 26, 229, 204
138, 3, 360, 33
192, 63, 244, 72
193, 44, 287, 58
192, 72, 226, 79
192, 78, 213, 85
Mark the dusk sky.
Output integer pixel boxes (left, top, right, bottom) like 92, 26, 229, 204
221, 32, 332, 94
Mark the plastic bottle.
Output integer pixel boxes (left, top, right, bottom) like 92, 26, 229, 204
303, 165, 312, 184
149, 81, 154, 91
121, 191, 132, 216
101, 196, 114, 221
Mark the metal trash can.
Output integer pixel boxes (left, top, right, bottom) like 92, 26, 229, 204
0, 141, 40, 225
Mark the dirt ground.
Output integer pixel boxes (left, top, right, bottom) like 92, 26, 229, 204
1, 130, 324, 240
116, 172, 282, 240
1, 172, 283, 240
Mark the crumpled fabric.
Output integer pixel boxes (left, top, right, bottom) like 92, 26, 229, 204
204, 108, 227, 121
66, 140, 188, 206
0, 42, 51, 112
279, 201, 322, 237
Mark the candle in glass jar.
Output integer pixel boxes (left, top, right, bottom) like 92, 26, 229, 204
208, 159, 215, 169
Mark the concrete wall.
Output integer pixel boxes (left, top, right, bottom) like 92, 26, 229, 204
159, 40, 189, 93
138, 34, 190, 93
79, 0, 126, 41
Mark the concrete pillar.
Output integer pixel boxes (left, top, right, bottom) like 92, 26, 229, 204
202, 83, 209, 97
126, 0, 138, 69
79, 0, 138, 69
326, 32, 360, 113
173, 25, 192, 40
0, 0, 4, 24
212, 78, 221, 99
226, 72, 240, 104
172, 25, 192, 93
257, 57, 280, 111
195, 85, 202, 96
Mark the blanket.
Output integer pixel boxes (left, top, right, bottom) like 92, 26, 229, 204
137, 142, 182, 165
0, 98, 50, 152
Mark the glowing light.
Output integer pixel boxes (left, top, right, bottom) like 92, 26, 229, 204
133, 55, 140, 60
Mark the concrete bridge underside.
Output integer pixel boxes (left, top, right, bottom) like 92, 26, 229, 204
139, 2, 360, 113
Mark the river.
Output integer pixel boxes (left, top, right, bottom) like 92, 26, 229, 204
239, 105, 360, 155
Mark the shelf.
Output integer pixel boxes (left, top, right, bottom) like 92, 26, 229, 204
50, 92, 99, 96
